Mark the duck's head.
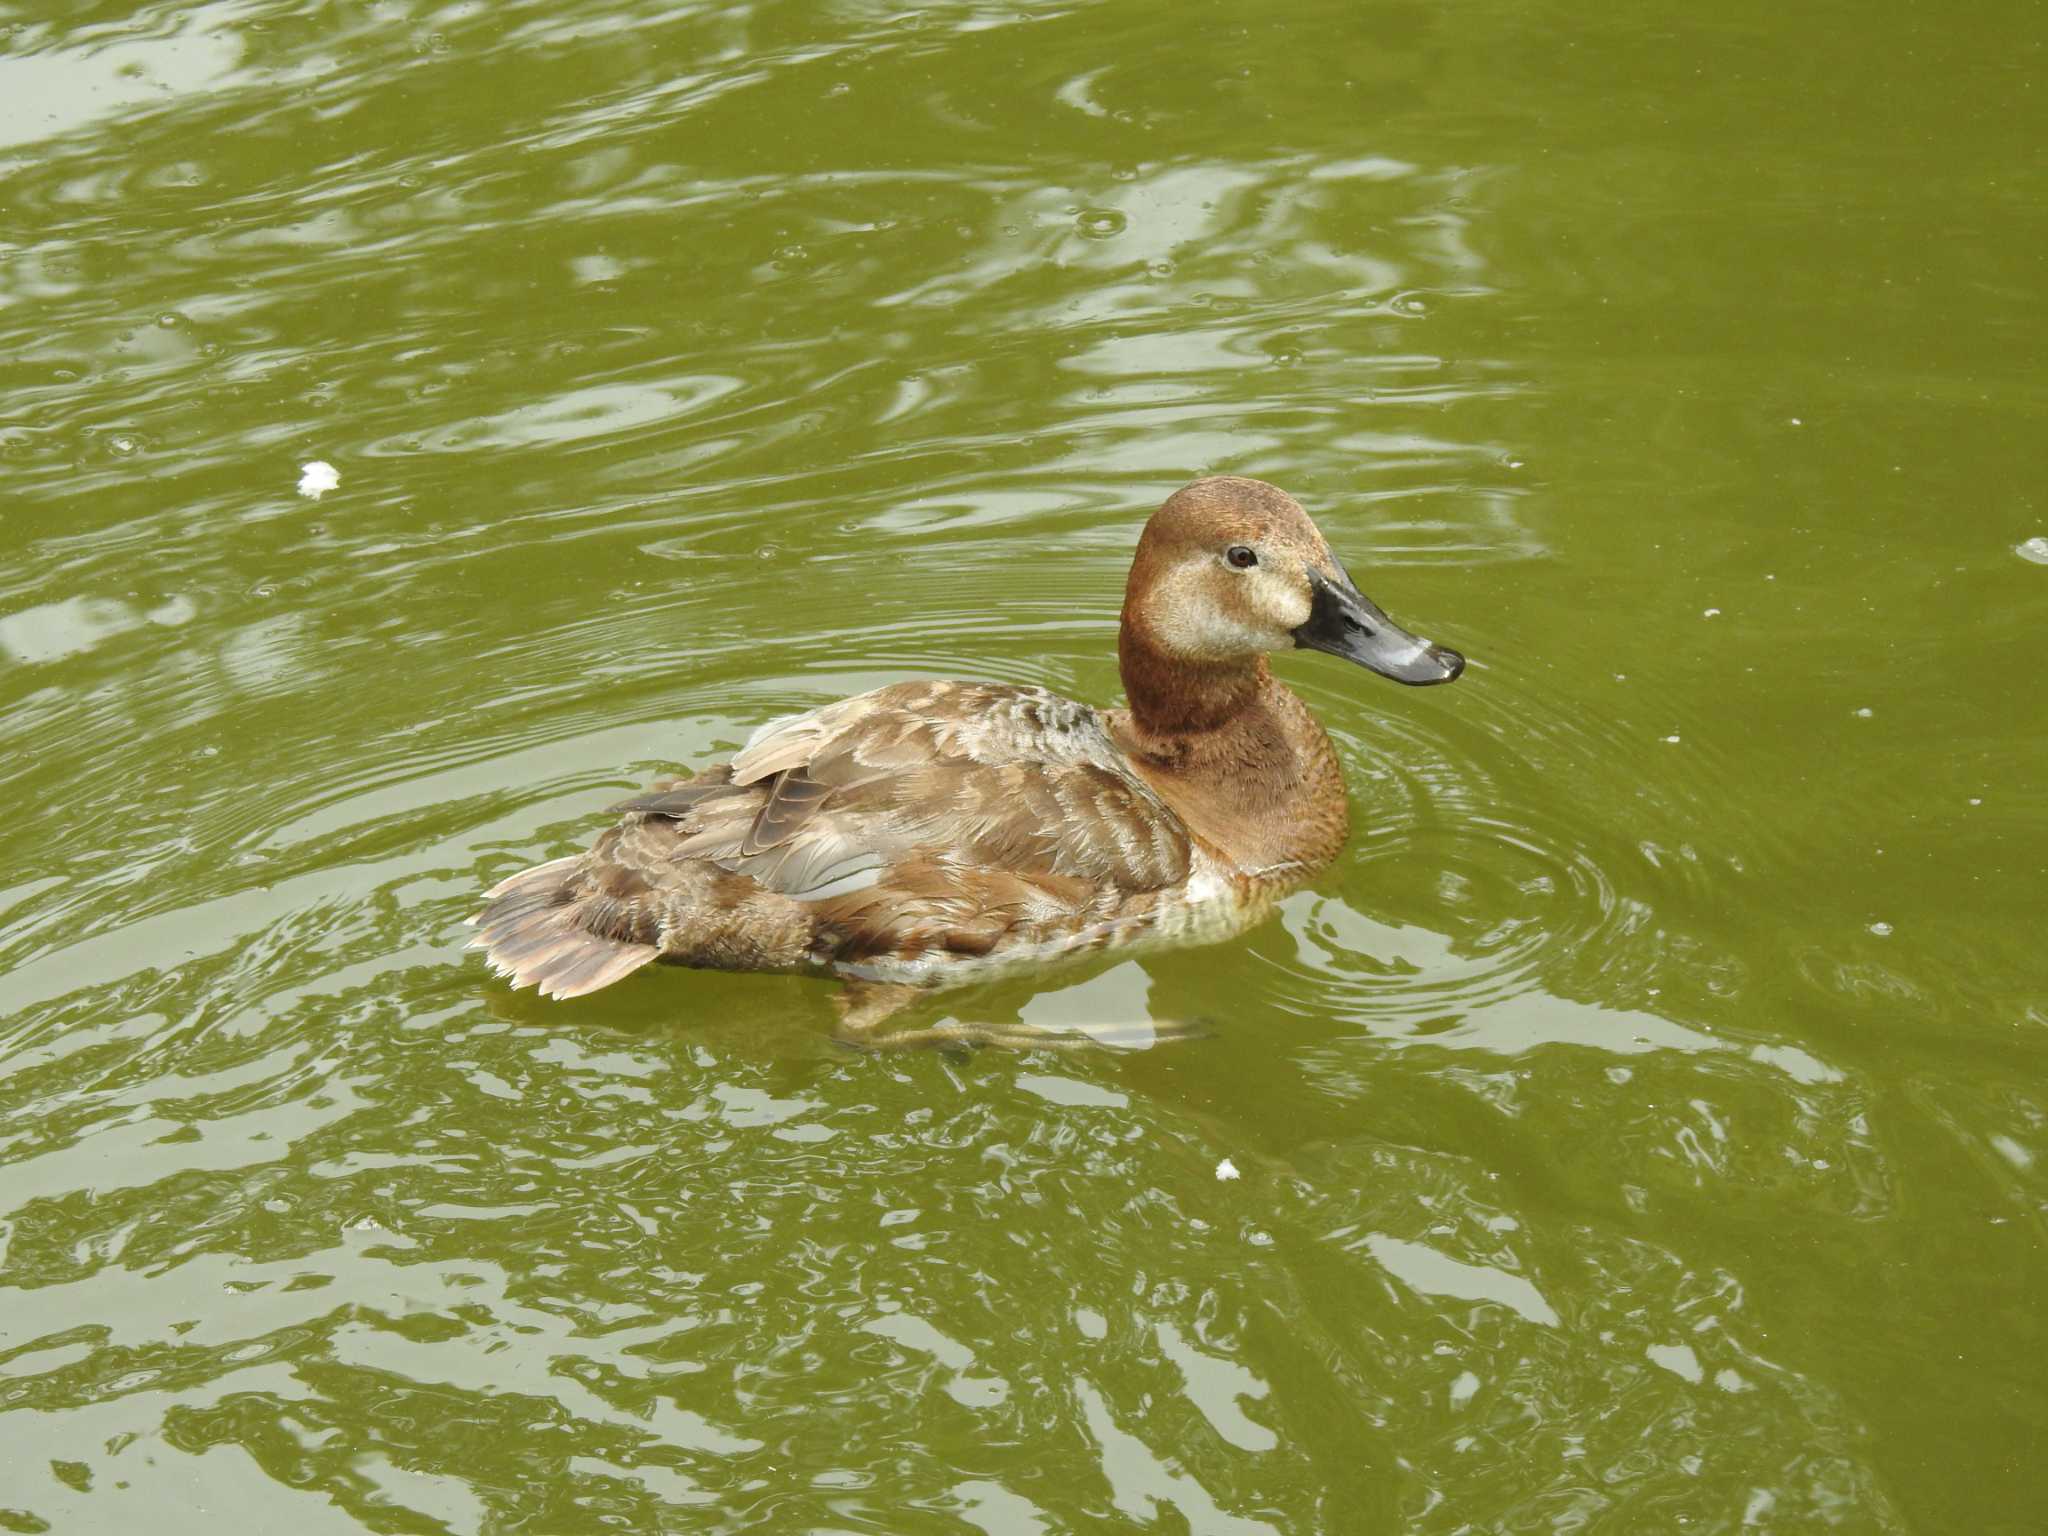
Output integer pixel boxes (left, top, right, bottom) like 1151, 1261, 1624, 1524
1123, 475, 1465, 686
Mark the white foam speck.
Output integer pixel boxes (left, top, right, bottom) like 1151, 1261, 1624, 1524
297, 460, 340, 499
1702, 607, 1721, 618
1868, 921, 1892, 937
1663, 734, 1681, 744
1215, 1158, 1240, 1181
1854, 707, 1873, 718
2016, 537, 2048, 565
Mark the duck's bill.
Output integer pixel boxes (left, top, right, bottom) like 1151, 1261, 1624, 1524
1293, 568, 1465, 686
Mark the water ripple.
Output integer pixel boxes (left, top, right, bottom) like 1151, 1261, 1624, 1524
0, 0, 2026, 1529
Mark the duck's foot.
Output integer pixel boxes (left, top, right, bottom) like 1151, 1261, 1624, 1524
833, 981, 925, 1037
832, 982, 1210, 1052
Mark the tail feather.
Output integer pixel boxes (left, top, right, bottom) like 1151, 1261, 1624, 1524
470, 856, 658, 1001
480, 853, 582, 903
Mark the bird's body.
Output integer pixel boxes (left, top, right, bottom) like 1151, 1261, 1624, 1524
469, 476, 1463, 1030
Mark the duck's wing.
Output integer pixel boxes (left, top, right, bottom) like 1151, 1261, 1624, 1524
629, 680, 1193, 900
472, 682, 1197, 997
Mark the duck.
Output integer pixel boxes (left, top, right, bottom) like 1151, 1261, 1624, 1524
469, 475, 1463, 1040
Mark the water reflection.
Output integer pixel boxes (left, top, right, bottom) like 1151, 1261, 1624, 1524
0, 5, 254, 151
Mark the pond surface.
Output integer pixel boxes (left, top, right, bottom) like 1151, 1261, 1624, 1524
2, 0, 2043, 1530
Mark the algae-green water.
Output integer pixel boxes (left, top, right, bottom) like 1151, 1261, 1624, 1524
2, 1, 2043, 1530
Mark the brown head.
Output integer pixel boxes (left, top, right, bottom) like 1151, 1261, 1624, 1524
1119, 476, 1463, 732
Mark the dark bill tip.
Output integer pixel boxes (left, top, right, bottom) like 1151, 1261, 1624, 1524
1292, 569, 1465, 686
1417, 644, 1466, 685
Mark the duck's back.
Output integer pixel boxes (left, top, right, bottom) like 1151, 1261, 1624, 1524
469, 680, 1198, 998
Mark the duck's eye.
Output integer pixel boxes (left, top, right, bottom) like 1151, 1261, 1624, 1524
1225, 545, 1258, 570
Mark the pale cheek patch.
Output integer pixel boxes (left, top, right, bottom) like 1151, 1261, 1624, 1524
1139, 559, 1315, 658
1145, 574, 1290, 658
1252, 578, 1312, 634
1150, 606, 1274, 660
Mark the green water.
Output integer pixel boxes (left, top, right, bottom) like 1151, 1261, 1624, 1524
3, 0, 2043, 1529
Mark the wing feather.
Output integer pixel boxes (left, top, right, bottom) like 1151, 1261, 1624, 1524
741, 767, 833, 855
622, 681, 1190, 909
609, 780, 738, 817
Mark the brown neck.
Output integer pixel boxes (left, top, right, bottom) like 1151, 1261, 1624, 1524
1112, 624, 1350, 875
1116, 625, 1269, 738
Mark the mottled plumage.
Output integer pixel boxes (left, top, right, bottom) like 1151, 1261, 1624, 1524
469, 476, 1463, 1026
